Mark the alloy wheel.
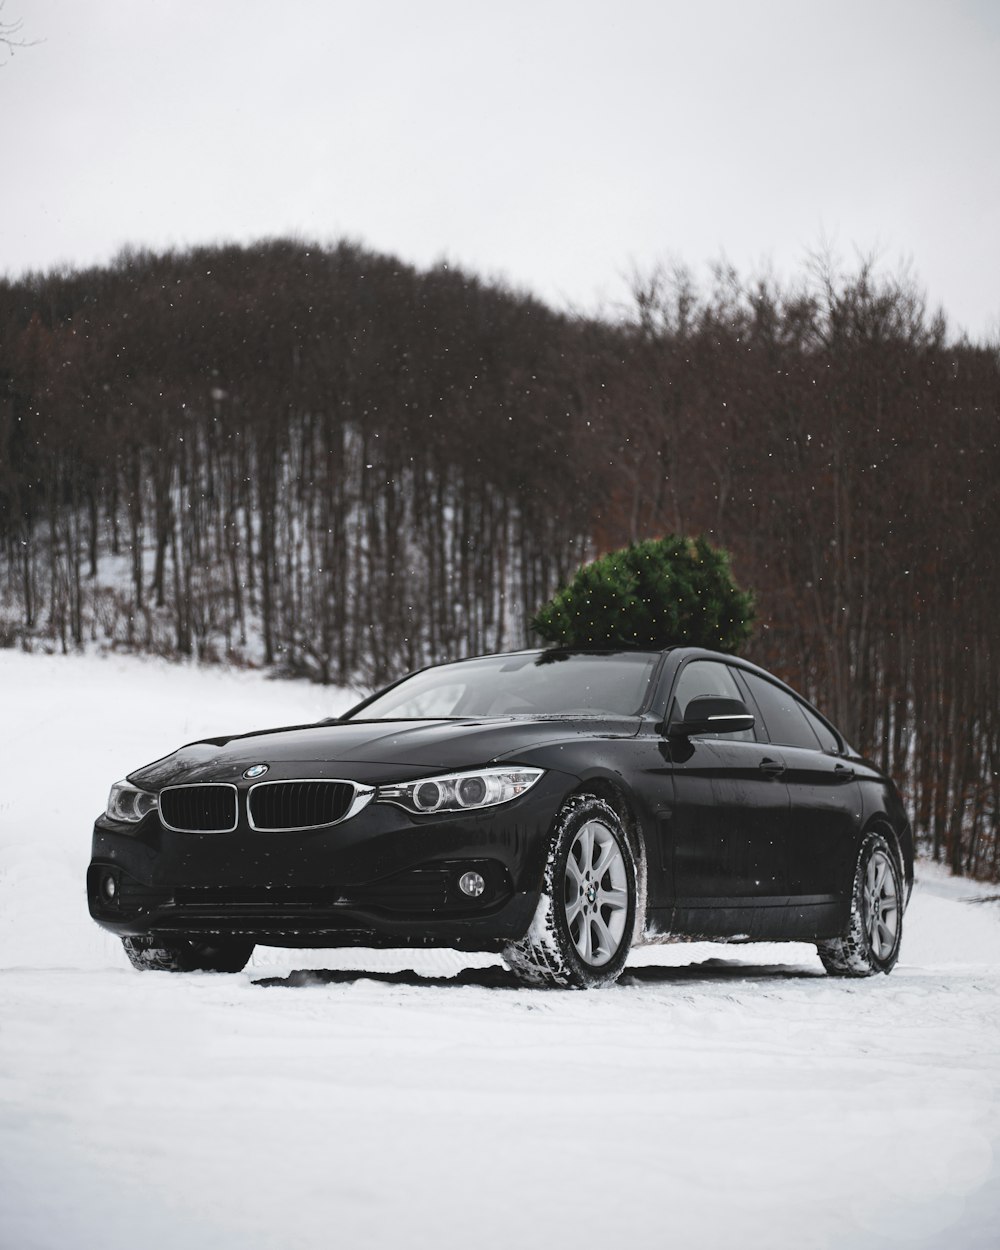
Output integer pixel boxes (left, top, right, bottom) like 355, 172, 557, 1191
564, 819, 629, 966
862, 848, 900, 960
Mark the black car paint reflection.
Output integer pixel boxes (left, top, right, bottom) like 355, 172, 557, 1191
88, 648, 913, 985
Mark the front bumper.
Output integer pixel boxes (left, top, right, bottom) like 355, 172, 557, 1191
88, 770, 569, 949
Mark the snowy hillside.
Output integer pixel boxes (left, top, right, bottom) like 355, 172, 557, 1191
1, 651, 998, 1250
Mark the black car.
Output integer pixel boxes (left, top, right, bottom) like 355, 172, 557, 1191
88, 647, 913, 988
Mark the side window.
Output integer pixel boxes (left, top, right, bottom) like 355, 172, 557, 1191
740, 672, 821, 751
671, 660, 755, 742
800, 704, 842, 754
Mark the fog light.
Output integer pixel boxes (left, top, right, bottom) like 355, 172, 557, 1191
102, 874, 117, 900
458, 870, 486, 898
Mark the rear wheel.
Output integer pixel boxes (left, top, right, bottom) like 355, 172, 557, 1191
121, 935, 254, 973
817, 832, 902, 976
503, 795, 637, 989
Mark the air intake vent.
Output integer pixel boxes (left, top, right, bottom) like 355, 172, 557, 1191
159, 784, 238, 833
248, 780, 369, 831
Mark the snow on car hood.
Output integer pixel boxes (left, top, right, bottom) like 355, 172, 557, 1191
127, 715, 639, 789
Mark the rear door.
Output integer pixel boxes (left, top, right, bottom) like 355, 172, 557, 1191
736, 670, 861, 930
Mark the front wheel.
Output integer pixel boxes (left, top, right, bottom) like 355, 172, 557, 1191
817, 832, 903, 976
121, 935, 254, 973
503, 795, 637, 989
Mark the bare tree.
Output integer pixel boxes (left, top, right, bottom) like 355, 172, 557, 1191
0, 2, 37, 63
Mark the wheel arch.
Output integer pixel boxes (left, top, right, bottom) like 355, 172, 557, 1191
861, 814, 910, 905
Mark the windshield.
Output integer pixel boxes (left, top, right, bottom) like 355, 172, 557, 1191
346, 651, 661, 720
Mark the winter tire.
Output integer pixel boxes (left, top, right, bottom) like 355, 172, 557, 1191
817, 832, 903, 977
121, 935, 254, 973
503, 794, 637, 989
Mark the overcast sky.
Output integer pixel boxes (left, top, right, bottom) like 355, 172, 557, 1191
2, 0, 998, 338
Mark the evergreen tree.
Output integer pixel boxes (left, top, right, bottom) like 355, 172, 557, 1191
531, 535, 755, 652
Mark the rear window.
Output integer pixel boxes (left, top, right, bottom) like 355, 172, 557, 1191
800, 704, 841, 753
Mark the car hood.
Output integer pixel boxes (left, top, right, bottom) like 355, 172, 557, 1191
128, 716, 640, 789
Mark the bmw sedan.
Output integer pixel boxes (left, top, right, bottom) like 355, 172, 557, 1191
88, 647, 913, 987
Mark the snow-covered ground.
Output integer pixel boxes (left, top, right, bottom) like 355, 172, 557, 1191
1, 650, 998, 1250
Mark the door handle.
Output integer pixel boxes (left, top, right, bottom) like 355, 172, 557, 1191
833, 764, 856, 781
758, 757, 786, 776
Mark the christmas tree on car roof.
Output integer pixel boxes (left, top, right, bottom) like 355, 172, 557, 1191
531, 534, 755, 653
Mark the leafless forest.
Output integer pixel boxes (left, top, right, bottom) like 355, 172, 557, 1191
0, 240, 997, 878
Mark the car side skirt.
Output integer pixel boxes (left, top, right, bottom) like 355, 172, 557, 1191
651, 896, 847, 942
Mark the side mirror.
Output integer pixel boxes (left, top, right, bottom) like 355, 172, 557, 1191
669, 695, 755, 738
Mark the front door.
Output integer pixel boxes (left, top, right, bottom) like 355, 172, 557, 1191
664, 659, 791, 935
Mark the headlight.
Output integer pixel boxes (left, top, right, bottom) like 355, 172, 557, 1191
106, 781, 158, 823
377, 767, 544, 814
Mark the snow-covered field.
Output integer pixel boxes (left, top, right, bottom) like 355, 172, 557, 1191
1, 651, 998, 1250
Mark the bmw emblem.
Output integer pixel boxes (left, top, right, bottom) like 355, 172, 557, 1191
244, 764, 269, 779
